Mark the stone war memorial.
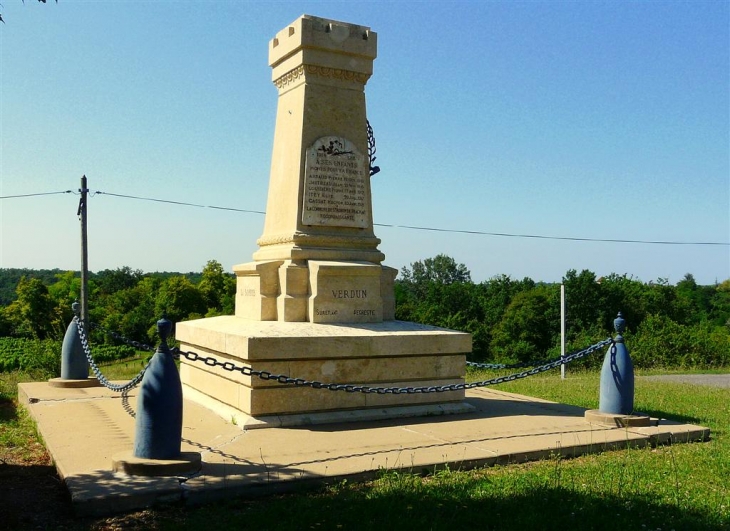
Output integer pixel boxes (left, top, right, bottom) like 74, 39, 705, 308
176, 15, 473, 428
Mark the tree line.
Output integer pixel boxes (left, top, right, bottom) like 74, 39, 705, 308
396, 255, 729, 368
1, 255, 728, 369
0, 261, 234, 346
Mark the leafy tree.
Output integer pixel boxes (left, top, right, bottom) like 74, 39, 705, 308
44, 270, 81, 338
398, 254, 472, 305
491, 285, 560, 362
478, 275, 535, 330
0, 307, 12, 336
198, 260, 236, 316
154, 275, 206, 327
709, 280, 730, 328
562, 269, 602, 332
5, 276, 55, 338
95, 266, 143, 296
673, 273, 716, 325
598, 273, 661, 332
93, 276, 160, 345
0, 268, 65, 305
400, 254, 471, 287
490, 285, 559, 363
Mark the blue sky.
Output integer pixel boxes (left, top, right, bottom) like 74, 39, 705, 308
1, 1, 728, 285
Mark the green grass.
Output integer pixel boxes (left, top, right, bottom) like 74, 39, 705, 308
138, 368, 730, 530
0, 370, 51, 465
94, 354, 152, 381
1, 364, 729, 530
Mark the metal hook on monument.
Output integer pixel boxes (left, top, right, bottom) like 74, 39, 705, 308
367, 119, 380, 177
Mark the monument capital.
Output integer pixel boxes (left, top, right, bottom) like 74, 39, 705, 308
269, 15, 377, 91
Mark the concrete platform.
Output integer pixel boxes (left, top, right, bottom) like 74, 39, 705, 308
18, 381, 710, 517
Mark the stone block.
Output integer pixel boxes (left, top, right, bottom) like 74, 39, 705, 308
309, 260, 382, 323
233, 260, 282, 321
177, 317, 471, 423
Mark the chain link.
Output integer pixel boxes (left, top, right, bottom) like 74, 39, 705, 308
177, 338, 614, 395
75, 317, 153, 393
78, 315, 613, 404
88, 321, 157, 353
466, 349, 599, 371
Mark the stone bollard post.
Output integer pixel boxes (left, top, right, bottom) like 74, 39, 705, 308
62, 302, 88, 380
113, 316, 201, 476
49, 302, 99, 388
585, 313, 649, 428
133, 316, 184, 459
599, 312, 634, 415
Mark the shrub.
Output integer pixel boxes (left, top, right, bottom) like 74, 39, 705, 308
0, 337, 137, 375
0, 337, 61, 376
630, 314, 730, 369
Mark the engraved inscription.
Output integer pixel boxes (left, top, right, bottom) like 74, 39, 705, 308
315, 309, 338, 316
302, 136, 369, 228
331, 289, 367, 299
240, 288, 256, 297
354, 309, 376, 316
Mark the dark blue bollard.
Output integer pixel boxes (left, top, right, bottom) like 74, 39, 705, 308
61, 302, 89, 380
599, 312, 635, 415
133, 316, 183, 460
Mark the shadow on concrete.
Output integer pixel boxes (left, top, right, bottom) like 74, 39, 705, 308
298, 396, 588, 434
637, 408, 703, 426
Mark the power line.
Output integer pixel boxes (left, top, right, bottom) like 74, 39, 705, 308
372, 223, 730, 246
0, 190, 75, 199
100, 190, 729, 247
2, 188, 728, 247
94, 191, 266, 215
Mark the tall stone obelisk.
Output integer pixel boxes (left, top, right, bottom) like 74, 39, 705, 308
234, 15, 395, 324
176, 15, 472, 429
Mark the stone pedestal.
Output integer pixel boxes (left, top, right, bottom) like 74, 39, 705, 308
177, 15, 473, 428
177, 317, 472, 428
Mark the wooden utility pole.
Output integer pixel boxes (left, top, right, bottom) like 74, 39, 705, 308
79, 175, 89, 326
561, 283, 566, 380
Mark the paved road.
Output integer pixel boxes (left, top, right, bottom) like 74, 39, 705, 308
640, 374, 730, 388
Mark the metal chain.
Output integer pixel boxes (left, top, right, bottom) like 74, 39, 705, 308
75, 317, 153, 393
177, 338, 614, 395
367, 120, 380, 177
88, 321, 157, 353
466, 349, 597, 370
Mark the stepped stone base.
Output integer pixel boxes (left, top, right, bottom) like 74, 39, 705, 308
584, 409, 655, 427
176, 316, 472, 427
112, 451, 202, 477
48, 377, 101, 389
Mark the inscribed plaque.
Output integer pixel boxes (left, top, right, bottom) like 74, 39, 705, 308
302, 137, 369, 228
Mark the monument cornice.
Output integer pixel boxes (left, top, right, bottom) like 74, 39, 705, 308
256, 232, 381, 249
273, 64, 371, 89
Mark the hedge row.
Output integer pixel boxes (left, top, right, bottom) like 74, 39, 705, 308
543, 316, 730, 370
